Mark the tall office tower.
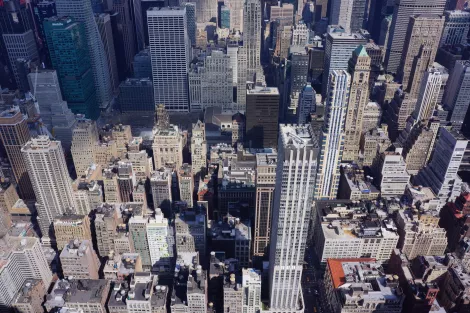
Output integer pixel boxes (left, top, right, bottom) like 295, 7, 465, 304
342, 46, 371, 162
245, 87, 280, 149
385, 0, 446, 74
60, 239, 100, 279
147, 209, 175, 273
129, 216, 152, 271
288, 46, 309, 104
56, 0, 113, 109
195, 0, 217, 22
374, 151, 410, 197
269, 124, 318, 311
43, 17, 98, 119
297, 85, 316, 124
178, 164, 193, 207
0, 236, 52, 307
315, 71, 350, 200
443, 60, 470, 126
292, 22, 309, 46
184, 2, 196, 46
71, 119, 99, 177
150, 169, 172, 212
148, 7, 190, 112
243, 0, 261, 79
54, 214, 92, 250
275, 25, 293, 60
0, 108, 34, 200
253, 151, 277, 257
399, 121, 435, 174
112, 0, 136, 76
3, 30, 39, 90
398, 15, 444, 98
22, 136, 75, 240
28, 70, 62, 130
322, 28, 366, 97
242, 268, 262, 313
329, 0, 366, 33
415, 128, 467, 206
440, 10, 470, 47
95, 13, 119, 93
133, 48, 152, 79
191, 121, 207, 177
189, 50, 234, 111
118, 78, 154, 112
414, 63, 448, 122
221, 5, 230, 28
225, 0, 244, 32
152, 125, 183, 169
94, 203, 119, 257
34, 1, 57, 65
237, 46, 248, 110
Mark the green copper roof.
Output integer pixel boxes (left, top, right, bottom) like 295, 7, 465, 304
354, 45, 369, 57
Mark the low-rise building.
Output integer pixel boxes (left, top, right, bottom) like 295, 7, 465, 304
53, 214, 92, 250
11, 279, 46, 313
60, 240, 100, 279
338, 165, 380, 201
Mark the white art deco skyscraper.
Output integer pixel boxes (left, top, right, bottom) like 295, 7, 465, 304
56, 0, 113, 108
148, 7, 190, 112
269, 124, 318, 311
243, 0, 261, 79
315, 70, 350, 200
21, 136, 75, 241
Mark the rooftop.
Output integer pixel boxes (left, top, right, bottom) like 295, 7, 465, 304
45, 279, 109, 307
280, 124, 318, 149
209, 216, 251, 241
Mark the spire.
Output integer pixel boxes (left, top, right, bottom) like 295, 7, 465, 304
354, 45, 369, 58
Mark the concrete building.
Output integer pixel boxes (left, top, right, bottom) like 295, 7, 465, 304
243, 0, 261, 78
329, 0, 366, 33
398, 121, 436, 174
395, 209, 447, 259
338, 165, 380, 201
71, 118, 99, 177
343, 46, 371, 162
21, 136, 75, 242
152, 124, 183, 170
133, 48, 152, 79
93, 203, 120, 258
191, 121, 207, 177
147, 209, 174, 274
44, 279, 110, 313
148, 7, 190, 112
242, 268, 262, 313
129, 215, 152, 271
414, 63, 449, 123
313, 201, 400, 263
95, 13, 119, 93
150, 168, 172, 212
245, 86, 279, 149
398, 15, 445, 99
443, 60, 470, 125
170, 262, 207, 313
361, 102, 382, 133
437, 265, 470, 313
100, 124, 132, 158
112, 0, 136, 77
102, 168, 121, 203
269, 124, 318, 311
253, 151, 277, 257
324, 259, 404, 313
54, 214, 92, 250
56, 0, 113, 109
440, 10, 470, 47
385, 0, 446, 74
0, 107, 34, 200
0, 236, 52, 307
322, 28, 366, 97
3, 30, 39, 90
60, 239, 100, 279
175, 208, 206, 258
315, 71, 350, 200
11, 279, 46, 313
223, 272, 243, 313
374, 151, 410, 198
93, 139, 118, 169
127, 150, 152, 181
178, 163, 193, 207
415, 128, 467, 205
297, 84, 315, 124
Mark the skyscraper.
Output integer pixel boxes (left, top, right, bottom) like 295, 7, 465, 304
384, 0, 446, 74
322, 28, 366, 97
195, 0, 217, 23
243, 0, 261, 79
269, 124, 318, 311
254, 151, 277, 257
147, 7, 190, 112
245, 87, 280, 149
440, 10, 470, 47
56, 0, 113, 108
43, 17, 98, 119
315, 70, 350, 200
112, 0, 137, 76
0, 107, 34, 200
342, 46, 371, 162
95, 13, 120, 93
330, 0, 366, 33
22, 136, 75, 241
297, 84, 316, 124
398, 14, 444, 98
147, 209, 174, 273
71, 118, 99, 177
443, 60, 470, 125
184, 2, 196, 46
225, 0, 244, 32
